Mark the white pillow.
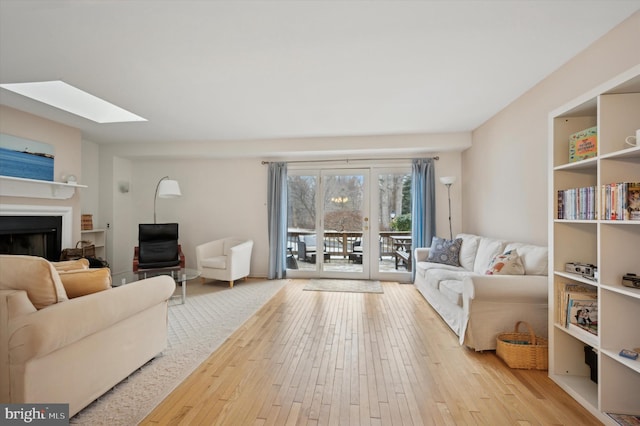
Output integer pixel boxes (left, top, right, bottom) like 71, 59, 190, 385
473, 238, 506, 274
456, 234, 480, 271
485, 250, 525, 275
505, 243, 548, 275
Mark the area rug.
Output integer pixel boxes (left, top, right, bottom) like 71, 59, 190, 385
69, 278, 287, 426
304, 279, 384, 293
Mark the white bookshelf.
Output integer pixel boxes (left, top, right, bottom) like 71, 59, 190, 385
548, 65, 640, 425
80, 228, 107, 260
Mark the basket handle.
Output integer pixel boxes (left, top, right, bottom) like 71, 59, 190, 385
514, 321, 537, 345
76, 240, 93, 248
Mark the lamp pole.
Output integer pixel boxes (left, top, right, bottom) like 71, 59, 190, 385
439, 176, 456, 240
153, 176, 169, 224
445, 183, 453, 240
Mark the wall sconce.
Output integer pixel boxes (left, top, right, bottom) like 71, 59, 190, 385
118, 181, 130, 193
439, 176, 456, 240
154, 176, 181, 223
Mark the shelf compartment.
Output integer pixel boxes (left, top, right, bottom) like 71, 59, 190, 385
599, 156, 640, 188
553, 164, 597, 186
598, 93, 640, 157
599, 223, 640, 286
600, 290, 640, 364
553, 116, 597, 168
600, 354, 640, 416
550, 328, 598, 408
552, 275, 597, 328
553, 222, 597, 270
79, 229, 107, 260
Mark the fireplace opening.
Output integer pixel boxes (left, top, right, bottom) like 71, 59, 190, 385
0, 216, 62, 261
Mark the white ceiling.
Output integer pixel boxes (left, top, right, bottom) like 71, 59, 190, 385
0, 1, 638, 146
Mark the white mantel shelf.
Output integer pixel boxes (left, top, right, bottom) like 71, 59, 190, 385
0, 175, 87, 200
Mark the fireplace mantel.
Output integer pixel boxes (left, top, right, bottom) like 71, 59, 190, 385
0, 175, 87, 200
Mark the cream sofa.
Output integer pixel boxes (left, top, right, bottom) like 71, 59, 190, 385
0, 255, 175, 417
413, 233, 548, 351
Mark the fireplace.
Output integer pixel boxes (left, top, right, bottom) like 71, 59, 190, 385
0, 216, 62, 261
0, 205, 73, 262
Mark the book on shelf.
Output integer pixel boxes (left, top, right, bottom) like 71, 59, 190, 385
557, 282, 596, 327
567, 298, 598, 336
556, 186, 597, 220
569, 126, 597, 163
607, 413, 640, 426
601, 182, 640, 220
629, 182, 640, 220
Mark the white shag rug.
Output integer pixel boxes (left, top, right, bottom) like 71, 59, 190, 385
70, 278, 287, 426
304, 279, 384, 293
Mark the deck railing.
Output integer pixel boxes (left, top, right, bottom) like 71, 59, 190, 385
287, 230, 411, 259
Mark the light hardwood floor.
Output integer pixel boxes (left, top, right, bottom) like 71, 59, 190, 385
141, 280, 601, 425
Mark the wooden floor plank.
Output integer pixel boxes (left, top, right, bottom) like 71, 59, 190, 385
140, 280, 601, 426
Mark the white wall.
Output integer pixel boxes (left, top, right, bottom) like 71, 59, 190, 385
81, 139, 100, 225
463, 12, 640, 245
95, 134, 467, 274
128, 158, 268, 275
0, 105, 84, 245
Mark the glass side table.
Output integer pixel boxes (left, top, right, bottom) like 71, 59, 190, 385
112, 267, 200, 305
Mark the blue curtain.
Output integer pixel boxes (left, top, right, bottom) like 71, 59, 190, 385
267, 162, 288, 279
411, 158, 436, 281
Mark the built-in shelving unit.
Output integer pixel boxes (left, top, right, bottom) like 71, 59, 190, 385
0, 175, 86, 199
80, 228, 106, 260
548, 65, 640, 425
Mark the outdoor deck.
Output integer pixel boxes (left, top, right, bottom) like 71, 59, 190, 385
290, 255, 409, 272
288, 230, 412, 273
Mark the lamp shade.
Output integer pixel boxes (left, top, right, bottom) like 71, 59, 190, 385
157, 179, 181, 198
439, 176, 457, 185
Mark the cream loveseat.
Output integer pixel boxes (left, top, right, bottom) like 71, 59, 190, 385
0, 255, 175, 417
413, 233, 548, 351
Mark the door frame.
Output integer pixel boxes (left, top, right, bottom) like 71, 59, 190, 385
317, 168, 370, 279
286, 163, 412, 283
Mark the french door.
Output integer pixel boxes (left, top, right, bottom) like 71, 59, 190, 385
287, 169, 369, 279
287, 166, 411, 281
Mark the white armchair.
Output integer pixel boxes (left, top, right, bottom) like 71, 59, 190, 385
195, 238, 254, 288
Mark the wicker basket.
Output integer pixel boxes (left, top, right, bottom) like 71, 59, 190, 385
496, 321, 548, 370
60, 240, 96, 260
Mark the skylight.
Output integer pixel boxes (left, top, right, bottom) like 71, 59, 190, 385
0, 80, 146, 123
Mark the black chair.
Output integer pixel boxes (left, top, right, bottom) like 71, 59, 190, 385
297, 234, 330, 263
133, 223, 185, 271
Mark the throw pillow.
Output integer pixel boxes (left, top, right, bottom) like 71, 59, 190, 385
485, 249, 525, 275
0, 255, 68, 309
51, 258, 90, 272
58, 268, 112, 298
426, 237, 463, 267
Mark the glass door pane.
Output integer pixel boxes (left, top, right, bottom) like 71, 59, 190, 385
372, 169, 412, 280
321, 170, 368, 278
287, 172, 319, 272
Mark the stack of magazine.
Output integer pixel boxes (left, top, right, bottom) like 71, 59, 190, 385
558, 283, 598, 339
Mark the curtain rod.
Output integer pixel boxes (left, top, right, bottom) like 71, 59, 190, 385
261, 156, 439, 165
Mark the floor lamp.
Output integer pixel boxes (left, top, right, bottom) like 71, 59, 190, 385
154, 176, 181, 223
439, 176, 456, 240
